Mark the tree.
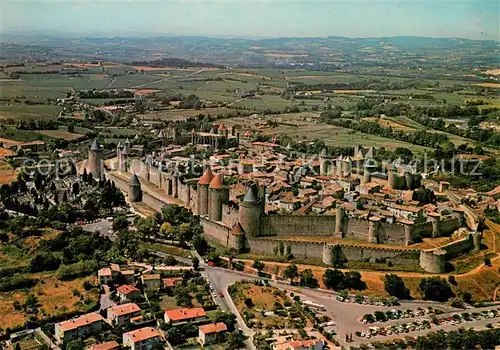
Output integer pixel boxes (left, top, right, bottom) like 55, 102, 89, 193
192, 256, 199, 270
252, 260, 265, 273
299, 269, 318, 287
244, 297, 254, 308
419, 277, 453, 302
166, 327, 186, 345
225, 331, 247, 350
284, 264, 299, 283
412, 186, 436, 204
112, 214, 129, 232
344, 270, 365, 290
323, 269, 345, 290
384, 274, 410, 299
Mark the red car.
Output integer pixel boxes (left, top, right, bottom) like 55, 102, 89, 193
219, 292, 224, 297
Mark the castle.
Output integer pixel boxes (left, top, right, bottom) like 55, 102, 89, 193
87, 135, 481, 274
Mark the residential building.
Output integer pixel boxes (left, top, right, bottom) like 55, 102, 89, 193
55, 313, 104, 343
123, 327, 161, 350
273, 339, 325, 350
121, 270, 135, 284
162, 277, 183, 290
198, 322, 227, 346
164, 307, 208, 325
90, 340, 120, 350
141, 274, 161, 291
107, 303, 142, 326
98, 268, 113, 285
116, 284, 141, 302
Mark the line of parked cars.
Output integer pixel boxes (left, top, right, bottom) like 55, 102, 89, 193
362, 307, 440, 324
357, 319, 433, 339
357, 308, 500, 339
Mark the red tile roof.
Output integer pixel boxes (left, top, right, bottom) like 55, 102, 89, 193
90, 341, 120, 350
198, 168, 214, 185
57, 313, 104, 332
110, 303, 141, 317
199, 322, 227, 334
209, 174, 224, 189
165, 307, 206, 321
162, 277, 183, 288
124, 327, 160, 343
116, 284, 140, 295
232, 222, 245, 235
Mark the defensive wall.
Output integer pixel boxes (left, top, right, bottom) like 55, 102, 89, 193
103, 157, 474, 274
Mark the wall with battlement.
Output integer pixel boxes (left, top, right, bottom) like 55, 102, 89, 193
335, 244, 421, 265
149, 166, 162, 188
200, 217, 231, 247
344, 218, 369, 241
142, 192, 166, 212
261, 215, 336, 236
130, 159, 149, 182
440, 235, 473, 258
222, 204, 240, 228
438, 215, 462, 236
247, 238, 325, 261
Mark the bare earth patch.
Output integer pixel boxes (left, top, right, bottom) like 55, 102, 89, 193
35, 130, 82, 140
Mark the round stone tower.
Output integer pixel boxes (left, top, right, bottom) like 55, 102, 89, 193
208, 174, 225, 221
88, 139, 102, 181
129, 173, 142, 202
239, 183, 263, 237
419, 249, 447, 274
368, 216, 381, 243
404, 171, 414, 190
473, 232, 482, 252
335, 205, 346, 237
388, 167, 396, 189
322, 243, 334, 266
428, 212, 441, 238
363, 169, 372, 184
197, 167, 214, 215
124, 138, 131, 154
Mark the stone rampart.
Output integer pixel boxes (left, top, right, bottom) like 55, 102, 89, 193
261, 215, 336, 236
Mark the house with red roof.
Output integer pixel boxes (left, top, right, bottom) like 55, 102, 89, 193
123, 327, 161, 350
55, 312, 104, 343
107, 303, 142, 326
164, 307, 208, 325
116, 284, 141, 302
198, 322, 227, 346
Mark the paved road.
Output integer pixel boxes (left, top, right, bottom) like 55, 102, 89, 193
82, 219, 113, 238
194, 264, 500, 348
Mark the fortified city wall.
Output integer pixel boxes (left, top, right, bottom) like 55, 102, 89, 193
103, 156, 475, 275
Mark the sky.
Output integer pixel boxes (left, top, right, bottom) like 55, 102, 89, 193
1, 0, 499, 40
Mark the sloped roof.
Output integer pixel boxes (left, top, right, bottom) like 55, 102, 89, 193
130, 173, 140, 186
232, 222, 245, 235
91, 139, 100, 151
199, 322, 227, 334
243, 183, 259, 202
209, 174, 224, 189
198, 168, 214, 185
165, 307, 206, 321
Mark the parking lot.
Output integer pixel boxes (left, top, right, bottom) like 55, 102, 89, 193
354, 306, 500, 345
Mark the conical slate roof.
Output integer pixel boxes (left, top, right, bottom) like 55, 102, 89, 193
158, 130, 165, 138
198, 168, 214, 185
209, 174, 224, 189
232, 222, 245, 235
320, 148, 327, 157
91, 139, 100, 151
130, 173, 140, 186
125, 138, 131, 145
243, 183, 259, 202
117, 140, 124, 149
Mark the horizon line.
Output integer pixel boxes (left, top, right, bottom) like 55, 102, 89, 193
2, 31, 499, 43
